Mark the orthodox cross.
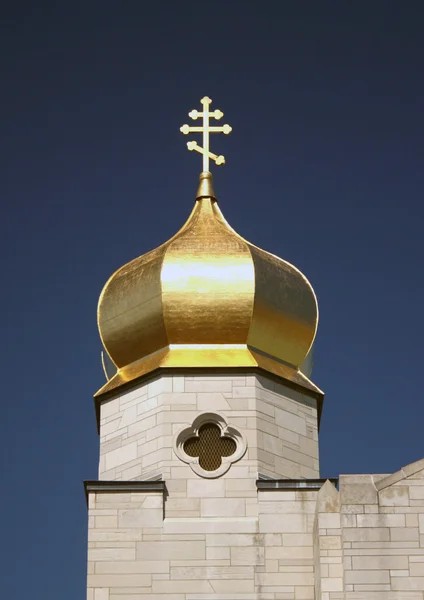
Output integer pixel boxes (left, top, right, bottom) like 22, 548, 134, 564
180, 96, 232, 171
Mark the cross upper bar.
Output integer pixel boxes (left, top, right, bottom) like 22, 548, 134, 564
189, 109, 223, 120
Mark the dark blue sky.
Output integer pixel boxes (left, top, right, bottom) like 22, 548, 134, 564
2, 2, 424, 598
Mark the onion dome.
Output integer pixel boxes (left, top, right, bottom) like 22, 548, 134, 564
96, 172, 321, 400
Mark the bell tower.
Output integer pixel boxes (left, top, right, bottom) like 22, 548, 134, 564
86, 97, 325, 600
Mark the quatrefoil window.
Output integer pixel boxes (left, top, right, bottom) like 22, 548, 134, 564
184, 423, 237, 471
174, 413, 247, 478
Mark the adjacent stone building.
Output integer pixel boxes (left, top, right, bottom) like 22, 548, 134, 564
85, 124, 424, 598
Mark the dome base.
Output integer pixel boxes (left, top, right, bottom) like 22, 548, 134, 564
94, 344, 323, 402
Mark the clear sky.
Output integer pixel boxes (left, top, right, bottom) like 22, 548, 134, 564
2, 1, 424, 598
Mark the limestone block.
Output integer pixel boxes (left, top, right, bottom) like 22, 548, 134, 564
101, 398, 120, 420
256, 398, 275, 418
94, 560, 169, 574
317, 480, 340, 513
341, 504, 365, 514
109, 595, 184, 600
266, 545, 313, 559
390, 527, 419, 541
118, 508, 163, 528
321, 577, 343, 591
165, 497, 200, 514
262, 432, 283, 455
379, 485, 410, 506
260, 500, 316, 514
345, 592, 423, 599
206, 533, 263, 546
410, 562, 424, 576
281, 446, 315, 469
225, 478, 257, 492
206, 546, 230, 560
187, 478, 225, 498
201, 498, 245, 518
391, 576, 424, 590
277, 426, 299, 445
208, 578, 255, 593
294, 586, 315, 599
127, 415, 156, 437
120, 464, 142, 480
356, 513, 405, 528
255, 571, 314, 586
273, 456, 304, 478
230, 545, 265, 565
136, 540, 205, 560
95, 516, 118, 529
352, 555, 408, 570
408, 469, 424, 479
172, 376, 185, 392
410, 486, 424, 500
340, 475, 378, 505
407, 513, 419, 527
152, 580, 215, 593
88, 548, 136, 561
136, 396, 158, 415
148, 376, 172, 396
185, 380, 233, 392
87, 574, 151, 587
318, 513, 341, 529
226, 397, 250, 410
100, 438, 122, 458
329, 563, 344, 578
283, 533, 313, 546
343, 527, 389, 542
345, 570, 390, 584
274, 407, 307, 436
319, 535, 341, 550
375, 470, 406, 491
197, 392, 231, 410
402, 458, 424, 477
163, 517, 258, 534
260, 513, 308, 533
169, 565, 253, 579
299, 435, 319, 459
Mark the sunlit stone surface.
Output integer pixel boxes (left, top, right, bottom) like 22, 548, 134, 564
86, 372, 424, 599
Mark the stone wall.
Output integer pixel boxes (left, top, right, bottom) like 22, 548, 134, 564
86, 483, 319, 599
87, 371, 320, 599
314, 459, 424, 599
87, 372, 424, 599
98, 372, 319, 482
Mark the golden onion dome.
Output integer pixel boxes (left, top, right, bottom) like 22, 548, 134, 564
96, 172, 321, 399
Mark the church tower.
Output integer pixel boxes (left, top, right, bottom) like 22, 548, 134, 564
86, 97, 424, 599
86, 96, 324, 599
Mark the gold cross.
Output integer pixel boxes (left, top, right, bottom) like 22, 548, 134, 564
180, 96, 232, 172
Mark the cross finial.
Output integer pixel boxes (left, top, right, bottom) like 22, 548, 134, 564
180, 96, 232, 172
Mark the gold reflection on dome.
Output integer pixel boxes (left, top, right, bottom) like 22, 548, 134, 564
96, 171, 321, 400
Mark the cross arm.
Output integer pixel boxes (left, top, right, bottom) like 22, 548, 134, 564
180, 124, 232, 135
188, 109, 224, 120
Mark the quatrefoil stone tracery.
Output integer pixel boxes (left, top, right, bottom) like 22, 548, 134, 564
183, 423, 237, 471
174, 413, 247, 478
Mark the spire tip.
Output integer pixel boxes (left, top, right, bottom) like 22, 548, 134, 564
196, 171, 216, 200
